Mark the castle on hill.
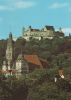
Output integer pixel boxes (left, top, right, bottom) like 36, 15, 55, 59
22, 26, 64, 41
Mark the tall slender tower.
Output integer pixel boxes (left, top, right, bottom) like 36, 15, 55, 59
6, 32, 14, 70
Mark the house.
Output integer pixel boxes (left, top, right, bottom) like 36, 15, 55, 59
58, 67, 64, 79
54, 67, 65, 82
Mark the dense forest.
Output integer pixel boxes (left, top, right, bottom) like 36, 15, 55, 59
0, 69, 71, 100
0, 35, 71, 100
0, 35, 71, 71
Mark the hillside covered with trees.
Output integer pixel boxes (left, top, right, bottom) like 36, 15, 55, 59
0, 69, 71, 100
0, 36, 71, 72
0, 35, 71, 100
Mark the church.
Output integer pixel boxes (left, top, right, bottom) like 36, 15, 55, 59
2, 33, 48, 78
2, 33, 15, 76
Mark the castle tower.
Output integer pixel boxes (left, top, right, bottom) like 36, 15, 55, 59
6, 32, 14, 70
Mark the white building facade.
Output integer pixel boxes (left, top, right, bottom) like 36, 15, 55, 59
22, 26, 55, 41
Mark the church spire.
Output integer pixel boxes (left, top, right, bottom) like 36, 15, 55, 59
9, 32, 12, 39
6, 32, 14, 69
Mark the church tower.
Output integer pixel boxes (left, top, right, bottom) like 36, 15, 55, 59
6, 32, 14, 70
16, 54, 29, 78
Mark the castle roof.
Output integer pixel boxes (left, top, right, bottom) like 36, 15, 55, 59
45, 25, 55, 31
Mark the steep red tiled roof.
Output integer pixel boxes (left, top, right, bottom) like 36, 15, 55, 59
24, 55, 43, 68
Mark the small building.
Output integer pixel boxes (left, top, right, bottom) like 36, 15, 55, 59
54, 67, 65, 82
58, 67, 64, 79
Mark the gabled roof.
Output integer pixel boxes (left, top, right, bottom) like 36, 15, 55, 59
24, 55, 43, 68
45, 25, 55, 31
24, 55, 49, 69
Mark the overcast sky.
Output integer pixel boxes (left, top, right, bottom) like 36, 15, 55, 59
0, 0, 71, 39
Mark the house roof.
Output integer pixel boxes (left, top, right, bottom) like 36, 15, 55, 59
45, 25, 55, 31
24, 55, 43, 68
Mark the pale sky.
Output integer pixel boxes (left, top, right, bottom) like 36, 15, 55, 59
0, 0, 71, 39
